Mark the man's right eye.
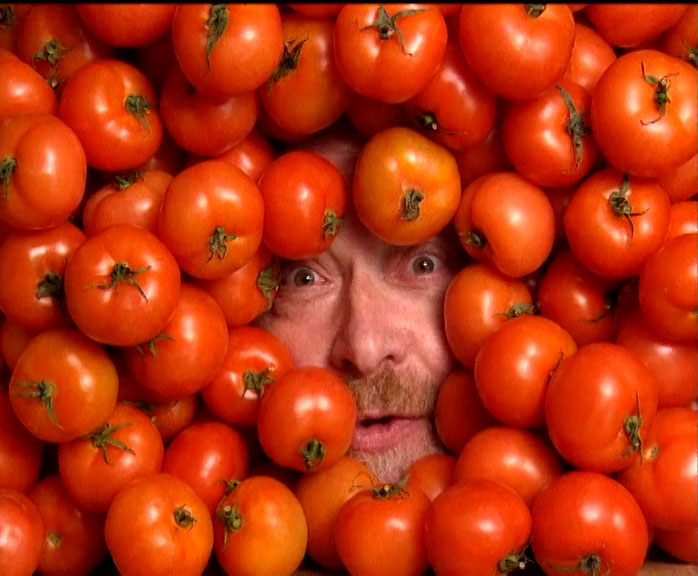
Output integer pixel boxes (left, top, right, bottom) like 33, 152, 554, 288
290, 267, 316, 287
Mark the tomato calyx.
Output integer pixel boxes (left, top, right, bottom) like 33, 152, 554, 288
683, 40, 698, 68
217, 502, 243, 547
135, 332, 174, 358
608, 174, 647, 240
267, 36, 309, 92
0, 4, 15, 27
300, 437, 325, 471
549, 553, 604, 576
497, 549, 531, 575
242, 368, 273, 397
13, 379, 63, 428
207, 226, 237, 263
173, 505, 198, 530
463, 230, 486, 250
504, 303, 537, 320
525, 4, 547, 18
94, 261, 152, 301
640, 62, 675, 125
322, 210, 343, 239
372, 476, 410, 500
114, 171, 143, 191
361, 5, 426, 56
47, 530, 62, 547
556, 84, 589, 169
36, 271, 66, 302
401, 189, 424, 221
204, 3, 228, 70
124, 94, 153, 131
0, 156, 16, 199
622, 392, 645, 460
256, 264, 280, 311
33, 38, 71, 67
84, 421, 136, 464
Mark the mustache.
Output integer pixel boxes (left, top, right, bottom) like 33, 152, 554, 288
344, 367, 438, 418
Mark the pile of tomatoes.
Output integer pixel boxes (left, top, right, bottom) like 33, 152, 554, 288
1, 3, 697, 575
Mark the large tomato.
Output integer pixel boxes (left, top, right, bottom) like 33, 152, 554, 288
0, 48, 57, 122
74, 3, 176, 47
562, 21, 617, 94
0, 487, 44, 576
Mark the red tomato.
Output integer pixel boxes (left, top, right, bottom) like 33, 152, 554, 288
211, 127, 276, 184
0, 48, 57, 123
666, 200, 698, 241
0, 487, 44, 576
334, 4, 448, 104
345, 93, 410, 138
590, 49, 697, 178
660, 4, 697, 65
654, 149, 696, 204
59, 58, 163, 172
57, 401, 164, 514
334, 481, 431, 576
404, 452, 456, 502
257, 365, 356, 473
564, 169, 671, 279
171, 3, 284, 97
64, 224, 181, 347
27, 473, 107, 576
425, 479, 532, 575
545, 341, 659, 473
0, 5, 32, 52
654, 524, 698, 565
451, 124, 513, 187
453, 171, 555, 278
75, 3, 176, 47
258, 149, 347, 259
9, 328, 119, 443
105, 472, 213, 576
530, 470, 649, 575
458, 4, 575, 101
0, 112, 86, 230
0, 316, 37, 373
562, 21, 617, 94
158, 159, 264, 280
352, 126, 461, 246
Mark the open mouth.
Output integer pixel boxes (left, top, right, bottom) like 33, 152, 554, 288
351, 415, 425, 452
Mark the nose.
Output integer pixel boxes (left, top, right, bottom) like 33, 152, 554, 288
329, 267, 407, 378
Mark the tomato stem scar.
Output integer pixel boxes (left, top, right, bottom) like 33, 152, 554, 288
0, 156, 17, 199
204, 4, 228, 70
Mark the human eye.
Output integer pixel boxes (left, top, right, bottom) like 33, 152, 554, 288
410, 254, 438, 276
277, 263, 325, 290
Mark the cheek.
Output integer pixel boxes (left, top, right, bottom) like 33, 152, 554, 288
258, 314, 336, 367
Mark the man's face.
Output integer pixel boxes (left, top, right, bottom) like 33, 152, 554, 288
256, 203, 461, 482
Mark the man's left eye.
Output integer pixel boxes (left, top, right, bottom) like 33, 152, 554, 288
411, 255, 436, 275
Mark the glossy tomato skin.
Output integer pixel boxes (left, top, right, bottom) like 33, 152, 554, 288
0, 48, 58, 123
352, 126, 461, 246
64, 224, 181, 347
0, 487, 44, 576
562, 21, 617, 94
334, 4, 448, 104
590, 49, 697, 179
405, 452, 456, 503
654, 524, 698, 565
74, 3, 176, 47
530, 470, 649, 575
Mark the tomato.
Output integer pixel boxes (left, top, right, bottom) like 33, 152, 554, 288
443, 262, 533, 369
0, 112, 86, 230
617, 407, 697, 532
562, 21, 617, 94
257, 365, 356, 473
200, 324, 294, 428
433, 368, 496, 455
666, 200, 698, 241
333, 4, 448, 104
158, 159, 264, 280
0, 220, 85, 332
656, 153, 698, 204
404, 39, 497, 151
122, 283, 229, 402
0, 5, 32, 52
638, 232, 697, 342
64, 224, 181, 347
502, 79, 600, 189
9, 328, 119, 443
286, 3, 344, 18
161, 420, 249, 516
105, 472, 213, 576
564, 169, 671, 279
59, 58, 163, 172
345, 93, 410, 138
654, 524, 698, 565
74, 3, 176, 47
352, 126, 461, 246
660, 4, 698, 65
453, 171, 555, 278
27, 473, 107, 576
425, 478, 532, 576
57, 401, 164, 513
213, 474, 307, 576
210, 127, 276, 184
0, 316, 37, 373
404, 452, 455, 502
258, 149, 347, 259
0, 48, 57, 123
0, 487, 44, 576
0, 386, 44, 492
545, 341, 659, 473
474, 314, 578, 429
259, 13, 354, 136
171, 3, 284, 98
590, 49, 697, 179
294, 455, 377, 570
159, 62, 259, 157
334, 481, 431, 576
458, 4, 575, 101
451, 123, 513, 187
530, 470, 649, 575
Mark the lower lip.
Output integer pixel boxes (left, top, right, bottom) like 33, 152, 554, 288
351, 417, 428, 452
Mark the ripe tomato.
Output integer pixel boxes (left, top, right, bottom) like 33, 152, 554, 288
404, 452, 456, 502
257, 365, 356, 473
458, 4, 575, 101
64, 224, 181, 347
9, 328, 119, 443
0, 220, 85, 331
214, 474, 308, 576
666, 200, 698, 242
451, 124, 513, 187
27, 473, 107, 576
0, 112, 86, 230
352, 126, 461, 246
562, 21, 616, 94
654, 524, 698, 565
660, 4, 697, 65
453, 171, 556, 278
158, 159, 264, 280
258, 149, 347, 259
545, 341, 659, 474
59, 58, 163, 172
334, 481, 431, 576
0, 316, 37, 373
105, 472, 213, 576
333, 4, 448, 104
0, 47, 57, 122
57, 401, 165, 513
74, 3, 176, 47
425, 478, 532, 576
563, 169, 671, 279
638, 232, 697, 342
530, 470, 649, 575
170, 3, 284, 97
590, 49, 697, 179
345, 93, 410, 138
0, 487, 44, 576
